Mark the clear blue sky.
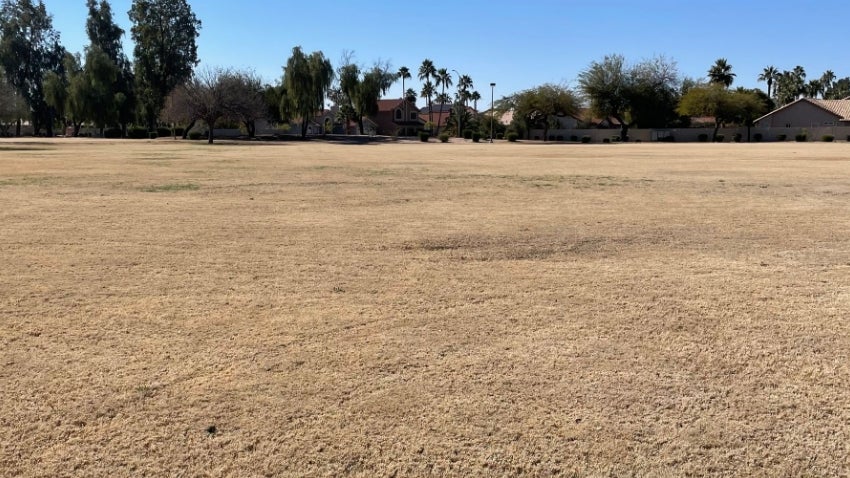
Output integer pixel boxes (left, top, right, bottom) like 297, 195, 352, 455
44, 0, 847, 108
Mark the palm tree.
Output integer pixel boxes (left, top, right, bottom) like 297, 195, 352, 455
398, 66, 411, 134
805, 79, 823, 99
420, 81, 435, 129
418, 59, 436, 123
758, 65, 778, 98
470, 91, 481, 112
708, 58, 735, 88
435, 68, 453, 134
405, 88, 416, 103
821, 70, 836, 98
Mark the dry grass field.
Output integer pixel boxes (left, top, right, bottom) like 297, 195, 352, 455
1, 138, 850, 476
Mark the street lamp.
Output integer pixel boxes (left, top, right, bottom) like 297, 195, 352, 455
490, 82, 496, 143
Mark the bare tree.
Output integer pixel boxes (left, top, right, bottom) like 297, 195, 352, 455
222, 70, 265, 138
180, 66, 233, 144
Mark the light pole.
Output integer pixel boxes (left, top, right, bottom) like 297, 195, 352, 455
489, 82, 496, 143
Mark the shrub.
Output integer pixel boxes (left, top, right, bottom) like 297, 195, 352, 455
581, 136, 591, 144
846, 134, 850, 142
602, 138, 610, 144
506, 132, 519, 142
496, 133, 504, 140
472, 132, 482, 142
148, 132, 158, 140
777, 134, 787, 141
419, 131, 430, 142
128, 127, 148, 139
188, 131, 203, 140
463, 129, 473, 140
733, 133, 742, 143
556, 135, 564, 141
174, 127, 185, 137
438, 133, 450, 143
104, 128, 122, 139
753, 133, 763, 142
570, 135, 578, 142
611, 135, 621, 142
697, 133, 709, 142
715, 134, 725, 142
547, 135, 555, 141
822, 134, 834, 142
795, 133, 807, 142
156, 127, 171, 137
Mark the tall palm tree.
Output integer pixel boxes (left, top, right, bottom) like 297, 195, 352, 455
398, 66, 411, 134
821, 70, 836, 98
470, 91, 481, 112
758, 65, 778, 98
418, 59, 436, 123
435, 68, 453, 134
805, 79, 823, 99
420, 81, 435, 129
708, 58, 735, 88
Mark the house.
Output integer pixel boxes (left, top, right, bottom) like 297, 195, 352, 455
372, 99, 423, 136
754, 98, 850, 128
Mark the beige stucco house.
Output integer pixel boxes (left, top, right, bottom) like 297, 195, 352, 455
754, 98, 850, 128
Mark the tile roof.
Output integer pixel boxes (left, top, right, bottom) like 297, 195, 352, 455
755, 98, 850, 123
811, 99, 850, 120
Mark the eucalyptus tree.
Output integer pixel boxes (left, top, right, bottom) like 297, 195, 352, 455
708, 58, 735, 88
129, 0, 201, 129
758, 65, 778, 98
282, 46, 333, 138
0, 0, 66, 135
418, 59, 436, 123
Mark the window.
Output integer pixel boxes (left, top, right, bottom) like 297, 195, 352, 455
410, 112, 417, 120
395, 109, 402, 120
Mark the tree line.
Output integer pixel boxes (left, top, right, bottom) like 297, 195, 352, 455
1, 0, 848, 142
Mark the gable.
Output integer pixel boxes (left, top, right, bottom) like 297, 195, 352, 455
755, 98, 843, 127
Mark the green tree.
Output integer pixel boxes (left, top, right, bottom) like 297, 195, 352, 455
678, 84, 728, 141
129, 0, 201, 129
82, 45, 120, 134
578, 54, 678, 140
282, 46, 333, 138
758, 65, 778, 98
708, 58, 735, 88
825, 77, 850, 100
505, 83, 578, 141
88, 0, 134, 134
335, 57, 395, 135
418, 59, 436, 123
0, 68, 27, 135
0, 0, 66, 136
678, 84, 767, 142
